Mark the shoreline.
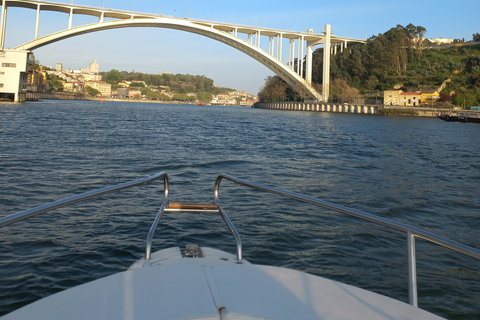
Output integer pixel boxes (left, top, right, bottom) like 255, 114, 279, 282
17, 93, 460, 117
22, 92, 251, 107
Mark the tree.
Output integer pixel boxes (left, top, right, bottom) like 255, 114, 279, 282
130, 82, 145, 87
329, 79, 360, 103
103, 69, 125, 84
197, 91, 213, 102
473, 33, 480, 42
258, 76, 288, 102
85, 86, 101, 96
47, 74, 64, 92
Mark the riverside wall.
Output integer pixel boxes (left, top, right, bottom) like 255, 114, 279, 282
255, 102, 449, 118
255, 102, 380, 114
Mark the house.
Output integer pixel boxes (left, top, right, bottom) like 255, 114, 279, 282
383, 90, 402, 106
400, 92, 421, 107
128, 90, 142, 99
429, 38, 453, 45
420, 90, 440, 105
63, 81, 84, 93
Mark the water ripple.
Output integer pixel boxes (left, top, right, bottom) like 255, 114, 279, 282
0, 101, 479, 319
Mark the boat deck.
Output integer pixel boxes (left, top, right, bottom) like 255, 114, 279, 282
2, 247, 445, 320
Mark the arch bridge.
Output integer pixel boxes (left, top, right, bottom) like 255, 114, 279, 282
0, 0, 365, 102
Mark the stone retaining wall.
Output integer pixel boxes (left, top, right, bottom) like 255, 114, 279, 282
255, 102, 379, 114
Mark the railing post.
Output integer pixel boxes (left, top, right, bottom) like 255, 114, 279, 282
145, 174, 169, 259
407, 231, 418, 307
214, 175, 243, 262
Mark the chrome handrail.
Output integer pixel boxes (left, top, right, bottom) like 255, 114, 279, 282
145, 173, 169, 260
214, 173, 480, 307
213, 176, 243, 261
0, 171, 169, 228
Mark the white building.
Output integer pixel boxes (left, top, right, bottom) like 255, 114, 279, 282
85, 80, 111, 97
0, 50, 32, 102
429, 38, 453, 45
89, 60, 99, 74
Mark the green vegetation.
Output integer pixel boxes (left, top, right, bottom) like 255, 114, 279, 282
101, 70, 233, 94
259, 24, 480, 107
47, 73, 64, 92
85, 86, 101, 96
101, 70, 233, 101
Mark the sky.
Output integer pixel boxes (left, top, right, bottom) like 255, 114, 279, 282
3, 0, 480, 94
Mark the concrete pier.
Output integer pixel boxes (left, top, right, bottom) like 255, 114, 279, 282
255, 102, 379, 115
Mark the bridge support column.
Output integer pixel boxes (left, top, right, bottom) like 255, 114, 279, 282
35, 4, 40, 39
0, 2, 7, 50
276, 34, 283, 60
322, 24, 331, 102
68, 8, 73, 29
296, 38, 301, 75
305, 41, 313, 85
299, 36, 304, 77
288, 38, 293, 69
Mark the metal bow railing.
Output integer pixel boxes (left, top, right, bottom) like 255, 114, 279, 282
213, 173, 480, 307
2, 172, 479, 308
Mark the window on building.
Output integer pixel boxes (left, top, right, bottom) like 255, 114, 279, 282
0, 83, 4, 88
2, 63, 16, 68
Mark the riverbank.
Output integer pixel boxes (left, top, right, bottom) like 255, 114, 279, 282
24, 92, 252, 107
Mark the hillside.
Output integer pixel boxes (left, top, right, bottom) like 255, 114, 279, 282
259, 24, 480, 107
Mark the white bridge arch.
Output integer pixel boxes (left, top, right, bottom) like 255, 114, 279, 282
0, 0, 365, 102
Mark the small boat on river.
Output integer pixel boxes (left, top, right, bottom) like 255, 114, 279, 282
1, 172, 479, 320
436, 110, 480, 123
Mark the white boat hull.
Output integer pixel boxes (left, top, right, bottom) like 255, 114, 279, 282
2, 247, 445, 320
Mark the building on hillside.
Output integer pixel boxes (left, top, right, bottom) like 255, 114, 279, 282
420, 90, 440, 105
384, 90, 402, 106
116, 87, 129, 97
27, 69, 46, 92
400, 92, 421, 107
429, 38, 453, 45
128, 90, 142, 99
56, 62, 63, 72
85, 80, 111, 97
421, 90, 440, 104
89, 60, 99, 74
83, 74, 102, 81
0, 50, 33, 102
63, 81, 85, 93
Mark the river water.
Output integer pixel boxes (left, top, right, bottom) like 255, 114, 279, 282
0, 100, 479, 319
